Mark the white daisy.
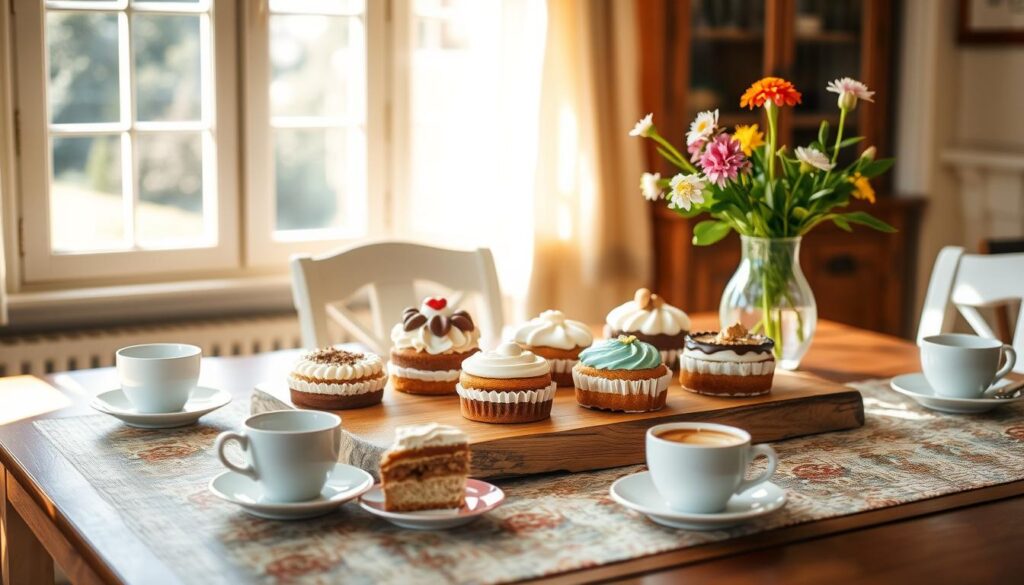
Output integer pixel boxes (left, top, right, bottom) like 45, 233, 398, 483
795, 146, 835, 172
668, 173, 706, 211
640, 172, 662, 201
686, 109, 719, 145
629, 113, 654, 137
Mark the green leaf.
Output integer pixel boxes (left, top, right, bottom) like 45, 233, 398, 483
792, 206, 809, 220
809, 188, 834, 202
818, 121, 830, 147
692, 220, 733, 246
841, 211, 898, 233
858, 158, 895, 178
832, 216, 852, 232
838, 136, 865, 148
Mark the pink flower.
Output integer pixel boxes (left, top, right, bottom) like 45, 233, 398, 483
687, 139, 706, 163
698, 134, 750, 187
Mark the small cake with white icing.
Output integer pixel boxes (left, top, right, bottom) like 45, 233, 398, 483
389, 297, 480, 395
605, 288, 690, 371
680, 323, 776, 397
288, 347, 387, 409
380, 423, 470, 512
456, 342, 556, 423
572, 335, 672, 412
512, 310, 593, 387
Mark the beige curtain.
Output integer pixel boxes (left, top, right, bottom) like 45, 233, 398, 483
526, 0, 650, 323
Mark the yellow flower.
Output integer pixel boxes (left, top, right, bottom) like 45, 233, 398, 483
850, 172, 875, 204
733, 124, 765, 156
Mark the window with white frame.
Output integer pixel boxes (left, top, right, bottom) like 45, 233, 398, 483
10, 0, 545, 294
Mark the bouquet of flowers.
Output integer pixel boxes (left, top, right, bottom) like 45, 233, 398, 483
630, 76, 895, 363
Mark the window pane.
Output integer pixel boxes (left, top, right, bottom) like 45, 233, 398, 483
133, 14, 202, 122
47, 12, 120, 124
136, 132, 205, 245
274, 127, 365, 233
50, 135, 124, 251
269, 0, 365, 14
270, 15, 365, 119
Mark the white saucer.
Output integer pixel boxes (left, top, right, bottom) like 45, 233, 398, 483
609, 471, 787, 531
890, 373, 1023, 414
90, 386, 232, 428
209, 463, 373, 520
359, 479, 505, 530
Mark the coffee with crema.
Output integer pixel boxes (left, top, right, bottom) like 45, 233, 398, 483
656, 428, 743, 446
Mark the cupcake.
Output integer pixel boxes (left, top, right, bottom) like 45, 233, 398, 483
288, 347, 387, 409
572, 335, 672, 412
680, 323, 776, 397
456, 342, 556, 423
605, 288, 690, 371
512, 310, 593, 387
389, 297, 480, 395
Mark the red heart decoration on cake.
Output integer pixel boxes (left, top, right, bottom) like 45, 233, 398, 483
425, 297, 447, 310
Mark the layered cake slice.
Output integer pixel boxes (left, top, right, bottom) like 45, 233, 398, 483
380, 423, 470, 511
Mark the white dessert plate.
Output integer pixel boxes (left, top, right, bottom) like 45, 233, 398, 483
610, 471, 787, 531
89, 386, 231, 429
359, 479, 505, 530
890, 373, 1023, 414
209, 463, 373, 521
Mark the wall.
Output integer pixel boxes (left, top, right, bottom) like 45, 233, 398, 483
896, 0, 1024, 319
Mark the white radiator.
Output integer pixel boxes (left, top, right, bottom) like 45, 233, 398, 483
0, 314, 302, 376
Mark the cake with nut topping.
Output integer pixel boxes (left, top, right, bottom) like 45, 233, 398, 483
389, 297, 480, 395
288, 347, 387, 409
605, 288, 690, 371
679, 323, 776, 397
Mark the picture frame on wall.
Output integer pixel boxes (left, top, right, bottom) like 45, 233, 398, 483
959, 0, 1024, 44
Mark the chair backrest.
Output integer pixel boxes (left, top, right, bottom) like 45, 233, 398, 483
290, 241, 504, 353
918, 246, 1024, 373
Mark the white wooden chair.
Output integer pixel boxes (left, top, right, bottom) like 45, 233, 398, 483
290, 241, 504, 354
917, 246, 1024, 373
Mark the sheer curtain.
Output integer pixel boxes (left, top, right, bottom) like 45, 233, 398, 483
526, 0, 650, 322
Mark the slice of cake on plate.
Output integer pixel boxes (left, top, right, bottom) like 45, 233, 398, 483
380, 423, 471, 512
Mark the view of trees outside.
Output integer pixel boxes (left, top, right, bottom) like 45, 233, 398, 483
47, 7, 206, 252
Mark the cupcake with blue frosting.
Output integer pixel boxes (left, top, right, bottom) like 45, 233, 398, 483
571, 335, 672, 412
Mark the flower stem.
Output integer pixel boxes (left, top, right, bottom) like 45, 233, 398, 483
650, 130, 698, 174
766, 102, 778, 182
831, 107, 848, 164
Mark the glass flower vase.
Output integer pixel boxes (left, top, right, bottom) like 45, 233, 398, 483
719, 236, 817, 370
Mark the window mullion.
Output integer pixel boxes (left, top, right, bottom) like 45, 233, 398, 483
118, 9, 136, 249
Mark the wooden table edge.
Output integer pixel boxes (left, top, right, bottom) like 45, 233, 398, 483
524, 479, 1024, 584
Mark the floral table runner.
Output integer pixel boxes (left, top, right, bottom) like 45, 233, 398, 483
34, 380, 1024, 584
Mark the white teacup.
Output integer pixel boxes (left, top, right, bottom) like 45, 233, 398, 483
215, 410, 342, 503
116, 343, 201, 413
920, 334, 1016, 399
646, 422, 778, 514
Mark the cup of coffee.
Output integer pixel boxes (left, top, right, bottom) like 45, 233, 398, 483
646, 422, 778, 514
215, 410, 342, 502
116, 343, 201, 413
920, 334, 1016, 399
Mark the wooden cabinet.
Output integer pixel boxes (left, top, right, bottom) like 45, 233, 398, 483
638, 0, 925, 337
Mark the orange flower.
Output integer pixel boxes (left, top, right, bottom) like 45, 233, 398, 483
740, 77, 802, 109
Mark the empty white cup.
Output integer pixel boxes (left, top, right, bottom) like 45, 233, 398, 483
920, 334, 1016, 399
646, 422, 778, 514
116, 343, 201, 413
215, 410, 342, 503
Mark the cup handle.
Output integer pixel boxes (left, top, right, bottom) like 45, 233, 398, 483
214, 431, 258, 480
736, 444, 778, 495
994, 345, 1017, 383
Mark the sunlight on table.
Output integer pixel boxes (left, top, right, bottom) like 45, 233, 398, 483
0, 376, 73, 425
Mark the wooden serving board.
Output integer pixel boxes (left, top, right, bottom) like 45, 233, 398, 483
251, 371, 863, 479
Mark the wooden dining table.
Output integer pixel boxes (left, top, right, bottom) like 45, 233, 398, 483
1, 316, 1022, 584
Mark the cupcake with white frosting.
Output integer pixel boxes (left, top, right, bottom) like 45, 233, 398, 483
680, 322, 775, 397
605, 288, 690, 371
389, 297, 480, 395
572, 335, 672, 412
456, 342, 556, 423
288, 348, 387, 409
512, 310, 593, 387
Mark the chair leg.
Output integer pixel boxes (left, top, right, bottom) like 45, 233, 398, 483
2, 468, 54, 585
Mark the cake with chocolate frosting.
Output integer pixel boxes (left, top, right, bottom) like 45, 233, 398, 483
605, 288, 690, 371
389, 297, 480, 395
512, 309, 593, 387
456, 342, 556, 423
288, 347, 387, 409
679, 323, 776, 397
572, 335, 672, 412
380, 423, 470, 511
